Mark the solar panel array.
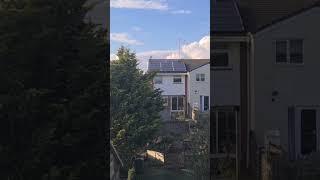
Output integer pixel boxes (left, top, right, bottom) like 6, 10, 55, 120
148, 59, 187, 72
212, 0, 244, 32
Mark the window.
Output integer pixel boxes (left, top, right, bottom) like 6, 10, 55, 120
196, 74, 205, 81
276, 41, 287, 63
200, 96, 209, 111
162, 96, 168, 106
212, 52, 229, 66
173, 76, 182, 83
171, 96, 184, 110
276, 39, 303, 64
290, 40, 303, 63
211, 109, 236, 154
154, 76, 162, 84
301, 109, 317, 155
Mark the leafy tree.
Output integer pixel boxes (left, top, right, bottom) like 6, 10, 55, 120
0, 0, 107, 179
110, 46, 163, 168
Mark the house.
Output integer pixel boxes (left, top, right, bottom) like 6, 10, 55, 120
211, 0, 247, 178
182, 59, 210, 116
148, 59, 188, 121
148, 59, 210, 121
110, 141, 124, 180
250, 2, 320, 161
212, 0, 320, 179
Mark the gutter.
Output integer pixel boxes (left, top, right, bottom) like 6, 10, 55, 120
246, 32, 255, 169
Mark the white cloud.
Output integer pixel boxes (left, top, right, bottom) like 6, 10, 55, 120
165, 35, 210, 59
135, 35, 210, 71
110, 33, 143, 45
110, 53, 119, 61
180, 35, 210, 59
110, 0, 168, 10
171, 9, 192, 14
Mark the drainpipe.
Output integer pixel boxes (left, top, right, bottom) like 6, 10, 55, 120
246, 32, 254, 169
185, 74, 188, 118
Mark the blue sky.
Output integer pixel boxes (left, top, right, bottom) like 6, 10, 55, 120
110, 0, 210, 70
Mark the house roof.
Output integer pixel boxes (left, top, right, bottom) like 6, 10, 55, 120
254, 1, 320, 33
212, 0, 245, 34
148, 59, 187, 73
110, 141, 124, 167
180, 59, 210, 71
238, 0, 320, 33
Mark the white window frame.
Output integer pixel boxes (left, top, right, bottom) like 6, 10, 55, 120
196, 74, 205, 82
171, 96, 184, 111
211, 50, 232, 70
200, 95, 210, 112
211, 109, 238, 156
293, 105, 320, 158
173, 75, 182, 84
275, 39, 304, 65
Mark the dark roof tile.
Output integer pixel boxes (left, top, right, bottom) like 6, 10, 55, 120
212, 0, 245, 33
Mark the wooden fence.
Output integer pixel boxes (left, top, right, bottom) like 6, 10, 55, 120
258, 148, 320, 180
146, 150, 164, 163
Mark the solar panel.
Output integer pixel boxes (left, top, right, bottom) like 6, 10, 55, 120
148, 61, 161, 71
172, 61, 187, 71
160, 61, 173, 71
148, 59, 187, 72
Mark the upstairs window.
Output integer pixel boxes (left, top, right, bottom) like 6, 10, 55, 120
196, 74, 205, 81
212, 52, 229, 67
173, 76, 182, 83
290, 40, 303, 64
154, 76, 162, 84
276, 40, 287, 63
276, 39, 303, 64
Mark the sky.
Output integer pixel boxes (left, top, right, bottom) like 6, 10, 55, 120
110, 0, 210, 71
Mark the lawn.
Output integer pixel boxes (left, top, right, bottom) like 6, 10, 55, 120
139, 167, 193, 180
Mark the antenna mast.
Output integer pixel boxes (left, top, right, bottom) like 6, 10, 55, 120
178, 38, 181, 59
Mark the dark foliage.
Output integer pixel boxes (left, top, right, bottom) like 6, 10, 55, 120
0, 0, 108, 179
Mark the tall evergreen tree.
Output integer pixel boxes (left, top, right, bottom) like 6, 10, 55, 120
110, 46, 163, 169
0, 0, 107, 179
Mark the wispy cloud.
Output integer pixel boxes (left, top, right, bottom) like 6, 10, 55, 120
132, 26, 142, 32
171, 9, 192, 14
110, 0, 168, 10
110, 33, 144, 45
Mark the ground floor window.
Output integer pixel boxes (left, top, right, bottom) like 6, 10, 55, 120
162, 96, 168, 106
211, 108, 237, 154
171, 96, 184, 110
200, 95, 209, 112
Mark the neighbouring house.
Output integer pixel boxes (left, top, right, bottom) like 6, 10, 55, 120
110, 142, 124, 180
148, 59, 188, 121
148, 59, 210, 121
212, 0, 320, 179
251, 2, 320, 161
182, 59, 210, 117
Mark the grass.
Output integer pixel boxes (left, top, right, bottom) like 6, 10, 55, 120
139, 167, 193, 180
